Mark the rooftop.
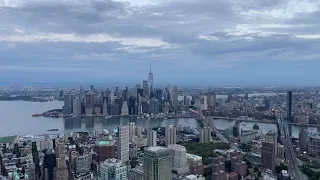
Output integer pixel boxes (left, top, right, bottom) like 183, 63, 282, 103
146, 146, 168, 152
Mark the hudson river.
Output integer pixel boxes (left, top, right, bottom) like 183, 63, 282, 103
0, 101, 319, 138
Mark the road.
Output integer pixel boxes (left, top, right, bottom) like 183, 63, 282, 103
278, 118, 307, 180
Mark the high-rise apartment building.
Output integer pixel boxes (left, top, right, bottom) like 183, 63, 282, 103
117, 126, 129, 163
199, 127, 211, 144
144, 147, 172, 180
98, 159, 127, 180
165, 125, 177, 146
55, 139, 68, 180
147, 129, 157, 147
168, 144, 189, 174
299, 128, 308, 152
211, 156, 227, 180
261, 141, 276, 171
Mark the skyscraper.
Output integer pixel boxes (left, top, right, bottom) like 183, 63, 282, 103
148, 66, 154, 95
73, 97, 81, 115
173, 86, 178, 112
85, 92, 95, 115
102, 96, 108, 116
143, 80, 149, 98
165, 125, 177, 146
121, 101, 129, 115
144, 147, 172, 180
168, 144, 190, 174
299, 128, 308, 151
55, 139, 68, 180
117, 126, 129, 163
147, 129, 157, 147
207, 92, 216, 110
261, 141, 276, 171
287, 91, 293, 122
94, 140, 116, 163
75, 154, 90, 174
129, 122, 136, 142
200, 127, 211, 144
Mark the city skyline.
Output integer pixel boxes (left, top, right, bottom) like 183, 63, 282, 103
1, 0, 320, 85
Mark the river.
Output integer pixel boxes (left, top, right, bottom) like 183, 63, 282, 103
0, 101, 319, 138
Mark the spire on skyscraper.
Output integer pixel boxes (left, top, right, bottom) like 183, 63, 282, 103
149, 65, 152, 74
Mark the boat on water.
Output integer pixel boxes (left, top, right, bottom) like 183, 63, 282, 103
47, 129, 58, 132
32, 113, 42, 117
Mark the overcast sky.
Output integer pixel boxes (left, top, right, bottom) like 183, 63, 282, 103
1, 0, 320, 86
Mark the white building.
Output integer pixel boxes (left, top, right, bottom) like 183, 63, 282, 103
117, 126, 129, 163
129, 122, 136, 142
200, 95, 208, 111
75, 154, 90, 174
98, 159, 127, 180
147, 129, 157, 147
165, 125, 177, 146
308, 134, 320, 155
121, 101, 129, 115
168, 144, 190, 174
73, 97, 81, 115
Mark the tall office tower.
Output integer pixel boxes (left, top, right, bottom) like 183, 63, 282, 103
55, 139, 68, 180
85, 92, 95, 115
144, 147, 172, 180
94, 140, 116, 163
299, 128, 308, 151
148, 66, 154, 95
265, 130, 277, 163
122, 87, 128, 102
42, 150, 56, 180
115, 87, 119, 97
200, 95, 208, 111
121, 101, 129, 115
143, 80, 149, 98
147, 129, 157, 147
173, 86, 178, 112
168, 144, 190, 175
117, 126, 129, 163
261, 141, 276, 171
110, 89, 115, 104
63, 93, 74, 113
165, 125, 177, 146
308, 134, 320, 155
200, 127, 211, 144
75, 154, 90, 174
73, 97, 81, 115
102, 96, 108, 116
128, 96, 136, 115
129, 122, 136, 142
149, 98, 160, 114
287, 91, 293, 122
98, 159, 127, 180
90, 84, 95, 91
207, 92, 216, 110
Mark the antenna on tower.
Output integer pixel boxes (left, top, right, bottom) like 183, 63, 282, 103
149, 65, 152, 73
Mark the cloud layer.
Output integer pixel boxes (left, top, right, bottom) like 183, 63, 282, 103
1, 0, 320, 86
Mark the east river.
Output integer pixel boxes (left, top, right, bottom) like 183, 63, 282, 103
0, 101, 319, 138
